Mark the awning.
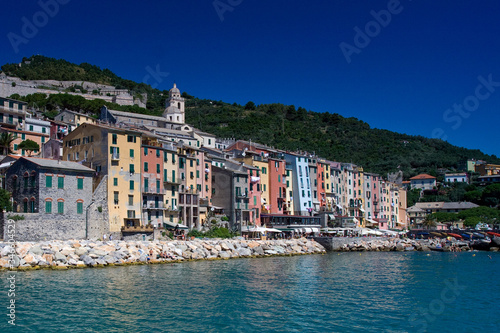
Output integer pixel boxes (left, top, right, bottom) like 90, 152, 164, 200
328, 214, 335, 220
366, 219, 379, 224
164, 222, 189, 230
303, 228, 312, 233
396, 221, 406, 225
311, 228, 320, 233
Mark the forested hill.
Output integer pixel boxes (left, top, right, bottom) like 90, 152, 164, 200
184, 99, 499, 177
2, 55, 499, 177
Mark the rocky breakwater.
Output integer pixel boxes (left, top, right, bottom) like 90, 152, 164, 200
317, 237, 472, 252
0, 238, 325, 270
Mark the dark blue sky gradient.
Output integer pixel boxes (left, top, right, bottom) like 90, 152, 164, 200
1, 0, 499, 156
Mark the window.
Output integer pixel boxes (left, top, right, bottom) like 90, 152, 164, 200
113, 178, 118, 186
112, 134, 117, 145
46, 175, 52, 188
262, 167, 267, 174
144, 147, 148, 156
57, 200, 64, 214
58, 177, 64, 189
156, 149, 160, 157
77, 201, 83, 214
130, 180, 134, 190
22, 133, 25, 140
128, 195, 134, 206
114, 191, 119, 205
77, 178, 83, 190
127, 135, 136, 143
45, 200, 52, 213
156, 164, 160, 173
144, 162, 148, 172
29, 125, 34, 131
130, 164, 135, 174
130, 149, 134, 158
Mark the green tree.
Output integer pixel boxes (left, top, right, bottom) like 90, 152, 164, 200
17, 139, 40, 156
244, 101, 256, 110
0, 189, 12, 212
0, 132, 16, 155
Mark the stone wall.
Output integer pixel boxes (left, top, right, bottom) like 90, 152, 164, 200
86, 176, 110, 240
0, 80, 136, 106
3, 214, 86, 241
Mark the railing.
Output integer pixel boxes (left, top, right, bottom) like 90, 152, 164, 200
164, 178, 182, 185
111, 153, 120, 161
143, 187, 166, 194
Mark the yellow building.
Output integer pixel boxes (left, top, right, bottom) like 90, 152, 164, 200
176, 143, 200, 229
163, 142, 180, 226
63, 123, 142, 233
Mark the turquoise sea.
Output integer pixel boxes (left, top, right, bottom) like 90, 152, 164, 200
1, 251, 499, 332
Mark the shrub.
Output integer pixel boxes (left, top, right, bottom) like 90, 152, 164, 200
7, 214, 25, 221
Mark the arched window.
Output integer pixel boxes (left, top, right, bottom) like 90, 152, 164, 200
24, 172, 29, 188
23, 198, 28, 213
57, 199, 64, 214
76, 199, 84, 215
45, 198, 53, 214
30, 171, 36, 187
30, 197, 36, 213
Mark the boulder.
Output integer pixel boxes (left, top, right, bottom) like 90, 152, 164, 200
29, 245, 43, 256
219, 251, 230, 259
54, 252, 67, 262
237, 248, 252, 257
23, 254, 37, 265
75, 247, 88, 256
253, 246, 264, 255
220, 242, 230, 251
1, 245, 14, 257
42, 254, 53, 264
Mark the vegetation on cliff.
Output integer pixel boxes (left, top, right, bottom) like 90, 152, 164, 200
3, 55, 499, 177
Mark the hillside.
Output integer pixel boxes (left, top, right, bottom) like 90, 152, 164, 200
2, 55, 499, 177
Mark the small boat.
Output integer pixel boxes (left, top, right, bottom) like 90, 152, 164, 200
448, 233, 463, 239
491, 236, 500, 247
471, 239, 492, 251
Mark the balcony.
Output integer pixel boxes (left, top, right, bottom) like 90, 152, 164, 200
143, 187, 166, 194
121, 224, 154, 233
165, 206, 180, 213
180, 187, 199, 195
236, 192, 248, 199
143, 202, 168, 210
164, 177, 182, 185
111, 153, 120, 161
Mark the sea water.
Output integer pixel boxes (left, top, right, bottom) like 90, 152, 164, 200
1, 251, 499, 332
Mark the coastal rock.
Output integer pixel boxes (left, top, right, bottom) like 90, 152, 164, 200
29, 245, 43, 256
0, 258, 10, 268
24, 254, 37, 265
237, 248, 252, 257
395, 244, 405, 252
220, 242, 230, 251
54, 252, 67, 262
1, 245, 14, 257
219, 251, 230, 259
254, 246, 264, 255
42, 254, 53, 264
75, 247, 88, 256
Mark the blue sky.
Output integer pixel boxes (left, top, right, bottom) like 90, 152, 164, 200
1, 0, 499, 157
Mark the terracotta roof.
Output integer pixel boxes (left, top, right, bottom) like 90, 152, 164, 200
410, 174, 436, 180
